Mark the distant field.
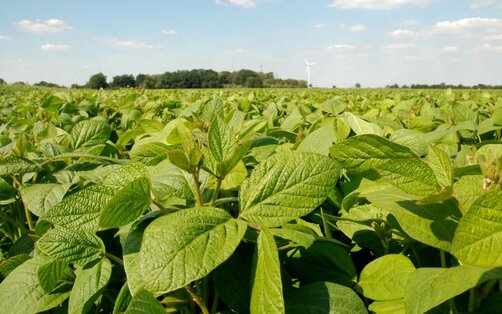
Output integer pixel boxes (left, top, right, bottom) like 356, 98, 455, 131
0, 85, 501, 313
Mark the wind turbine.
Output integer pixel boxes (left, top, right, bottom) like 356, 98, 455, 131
304, 58, 316, 88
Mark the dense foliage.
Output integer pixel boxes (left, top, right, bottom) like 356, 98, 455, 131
0, 85, 501, 313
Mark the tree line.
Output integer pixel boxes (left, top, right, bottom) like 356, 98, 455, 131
82, 69, 307, 89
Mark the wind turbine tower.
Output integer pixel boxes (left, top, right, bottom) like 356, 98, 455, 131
304, 59, 316, 88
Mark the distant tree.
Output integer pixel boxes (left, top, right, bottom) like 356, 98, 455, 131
111, 74, 136, 88
355, 82, 361, 88
245, 76, 263, 88
86, 73, 108, 89
34, 81, 60, 88
71, 83, 82, 89
0, 78, 5, 85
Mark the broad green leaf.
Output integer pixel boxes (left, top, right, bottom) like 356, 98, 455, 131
331, 135, 438, 195
240, 151, 339, 227
99, 163, 152, 228
70, 119, 111, 149
208, 116, 236, 162
271, 227, 316, 248
426, 145, 453, 188
129, 142, 171, 166
69, 258, 112, 314
297, 123, 334, 156
44, 185, 115, 232
0, 254, 32, 279
124, 289, 166, 314
452, 175, 484, 211
0, 256, 70, 313
342, 112, 383, 136
250, 227, 284, 314
150, 160, 195, 206
113, 283, 132, 314
0, 177, 16, 199
405, 265, 502, 314
358, 254, 415, 301
221, 160, 247, 190
389, 129, 428, 156
125, 207, 247, 295
368, 299, 405, 314
37, 260, 71, 292
21, 183, 69, 217
451, 191, 502, 267
363, 184, 461, 251
0, 156, 39, 176
37, 227, 105, 266
285, 282, 367, 314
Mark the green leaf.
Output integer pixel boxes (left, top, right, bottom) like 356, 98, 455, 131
297, 123, 334, 156
426, 145, 453, 188
129, 142, 171, 166
0, 254, 32, 279
0, 256, 70, 313
167, 149, 191, 172
368, 299, 405, 314
405, 265, 502, 314
69, 258, 112, 314
208, 116, 236, 162
37, 227, 105, 266
285, 282, 367, 314
358, 254, 415, 301
44, 185, 115, 232
124, 289, 166, 314
240, 151, 339, 227
0, 177, 16, 200
70, 119, 111, 149
452, 175, 484, 211
271, 227, 316, 248
331, 135, 438, 195
363, 184, 461, 251
150, 160, 195, 206
0, 156, 39, 176
21, 183, 69, 217
37, 260, 71, 292
125, 207, 247, 295
113, 283, 133, 314
250, 227, 285, 314
221, 160, 247, 190
342, 112, 383, 136
100, 164, 151, 228
451, 191, 502, 267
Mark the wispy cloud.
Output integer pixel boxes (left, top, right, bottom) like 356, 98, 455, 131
224, 48, 248, 55
390, 29, 418, 38
440, 46, 459, 53
476, 43, 502, 52
0, 35, 11, 40
402, 19, 419, 25
40, 44, 71, 51
470, 0, 502, 9
340, 24, 367, 32
381, 43, 416, 54
15, 19, 72, 33
214, 0, 257, 8
96, 37, 160, 49
161, 29, 177, 36
313, 23, 326, 28
327, 44, 356, 50
328, 0, 434, 10
430, 17, 502, 37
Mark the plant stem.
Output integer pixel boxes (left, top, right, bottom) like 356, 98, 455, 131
185, 285, 210, 314
440, 250, 458, 314
468, 288, 476, 312
320, 208, 332, 238
210, 291, 219, 314
104, 253, 124, 266
191, 170, 203, 207
23, 203, 34, 231
209, 177, 222, 207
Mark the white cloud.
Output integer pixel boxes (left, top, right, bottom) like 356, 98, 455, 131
97, 37, 159, 49
476, 43, 502, 52
431, 17, 502, 36
313, 23, 326, 28
381, 43, 416, 53
40, 44, 71, 51
15, 19, 72, 33
327, 0, 433, 10
214, 0, 256, 8
441, 46, 459, 53
390, 29, 418, 38
225, 48, 248, 55
161, 29, 177, 36
484, 33, 502, 41
340, 24, 367, 32
0, 35, 11, 40
470, 0, 502, 9
402, 19, 419, 25
327, 44, 356, 50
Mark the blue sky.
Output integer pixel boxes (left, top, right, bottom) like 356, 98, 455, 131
0, 0, 501, 87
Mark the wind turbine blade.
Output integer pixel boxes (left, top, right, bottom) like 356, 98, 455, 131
304, 58, 309, 65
